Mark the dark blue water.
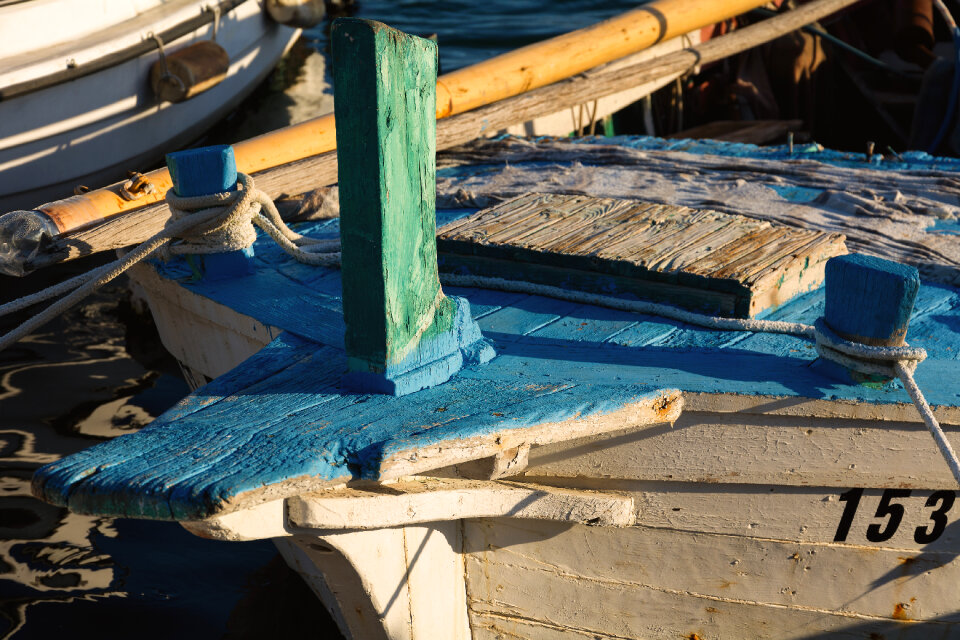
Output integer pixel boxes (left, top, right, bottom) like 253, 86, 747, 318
304, 0, 642, 72
0, 3, 642, 639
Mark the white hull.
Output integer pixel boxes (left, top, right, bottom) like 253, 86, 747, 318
128, 262, 960, 639
0, 0, 300, 211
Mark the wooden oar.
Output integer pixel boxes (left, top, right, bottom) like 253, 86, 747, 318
26, 0, 861, 271
28, 0, 779, 236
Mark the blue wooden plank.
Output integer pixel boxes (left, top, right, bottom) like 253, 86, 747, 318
442, 286, 529, 319
902, 283, 960, 360
32, 333, 319, 510
477, 294, 580, 341
460, 338, 960, 407
173, 248, 960, 402
33, 343, 670, 520
603, 319, 679, 348
530, 304, 639, 343
182, 268, 346, 349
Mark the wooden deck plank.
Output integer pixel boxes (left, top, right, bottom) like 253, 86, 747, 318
437, 193, 846, 317
33, 326, 679, 520
464, 520, 957, 638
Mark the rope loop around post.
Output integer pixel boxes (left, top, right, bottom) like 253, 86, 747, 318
812, 318, 927, 377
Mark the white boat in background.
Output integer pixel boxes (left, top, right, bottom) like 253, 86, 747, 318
0, 0, 321, 211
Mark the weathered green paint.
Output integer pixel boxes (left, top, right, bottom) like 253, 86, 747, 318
332, 18, 454, 375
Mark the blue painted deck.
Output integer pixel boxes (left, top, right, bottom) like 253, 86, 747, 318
31, 139, 960, 523
32, 220, 960, 521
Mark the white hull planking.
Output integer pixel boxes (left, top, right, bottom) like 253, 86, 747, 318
0, 0, 299, 210
130, 263, 960, 639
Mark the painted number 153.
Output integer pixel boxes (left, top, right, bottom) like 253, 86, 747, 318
834, 488, 955, 543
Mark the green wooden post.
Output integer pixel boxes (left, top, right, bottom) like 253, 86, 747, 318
332, 18, 493, 395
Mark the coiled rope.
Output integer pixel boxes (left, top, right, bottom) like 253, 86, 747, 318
2, 183, 955, 485
0, 173, 336, 352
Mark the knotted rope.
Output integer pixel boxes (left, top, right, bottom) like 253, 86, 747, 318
0, 173, 336, 352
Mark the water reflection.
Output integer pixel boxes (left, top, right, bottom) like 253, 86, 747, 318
0, 280, 330, 639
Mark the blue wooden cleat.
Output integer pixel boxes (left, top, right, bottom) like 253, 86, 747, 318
165, 144, 255, 281
815, 253, 921, 385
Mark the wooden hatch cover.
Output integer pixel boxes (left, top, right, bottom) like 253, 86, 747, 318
437, 193, 847, 318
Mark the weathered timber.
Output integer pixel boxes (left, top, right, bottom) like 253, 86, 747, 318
31, 331, 682, 520
165, 145, 255, 279
437, 193, 847, 317
27, 0, 863, 269
286, 477, 635, 529
332, 18, 493, 395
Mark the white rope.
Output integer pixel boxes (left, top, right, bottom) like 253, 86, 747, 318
440, 273, 816, 337
0, 173, 337, 352
163, 173, 341, 266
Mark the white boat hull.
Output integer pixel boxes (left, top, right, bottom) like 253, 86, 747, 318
128, 262, 960, 639
0, 0, 299, 211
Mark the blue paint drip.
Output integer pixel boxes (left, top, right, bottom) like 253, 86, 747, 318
930, 219, 960, 236
766, 184, 823, 203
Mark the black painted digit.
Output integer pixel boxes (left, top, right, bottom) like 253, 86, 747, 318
866, 489, 912, 542
834, 488, 863, 542
914, 491, 956, 544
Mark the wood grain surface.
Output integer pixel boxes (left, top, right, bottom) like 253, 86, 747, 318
438, 193, 846, 317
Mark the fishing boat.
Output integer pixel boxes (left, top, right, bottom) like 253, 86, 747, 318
0, 0, 325, 212
6, 0, 960, 638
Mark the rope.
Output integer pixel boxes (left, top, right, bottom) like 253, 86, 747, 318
441, 273, 815, 336
0, 173, 335, 352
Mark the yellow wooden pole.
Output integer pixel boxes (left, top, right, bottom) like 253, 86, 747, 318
37, 0, 770, 233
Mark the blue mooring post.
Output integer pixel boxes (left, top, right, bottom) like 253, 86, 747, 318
820, 253, 920, 383
165, 145, 255, 281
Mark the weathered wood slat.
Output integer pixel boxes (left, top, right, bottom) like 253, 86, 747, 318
32, 326, 681, 520
287, 478, 635, 529
464, 518, 959, 638
522, 408, 960, 490
437, 193, 846, 317
466, 517, 960, 619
